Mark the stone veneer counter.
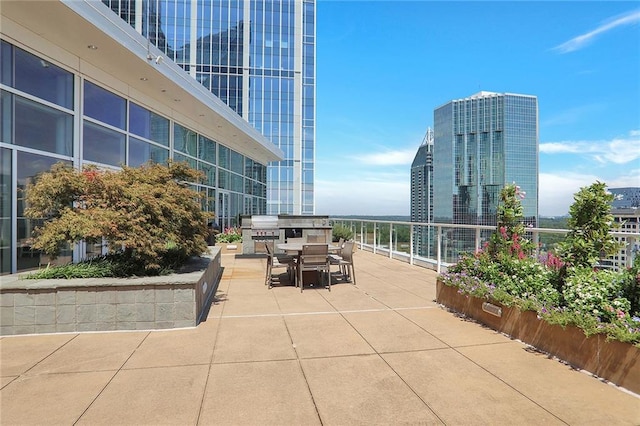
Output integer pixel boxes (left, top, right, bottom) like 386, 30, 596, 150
0, 247, 221, 335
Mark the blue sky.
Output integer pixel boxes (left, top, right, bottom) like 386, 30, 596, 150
314, 1, 640, 217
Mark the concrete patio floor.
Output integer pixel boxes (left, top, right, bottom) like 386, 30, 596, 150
1, 249, 639, 425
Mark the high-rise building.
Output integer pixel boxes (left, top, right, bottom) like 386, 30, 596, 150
0, 0, 282, 274
103, 0, 316, 215
433, 91, 538, 259
605, 187, 640, 271
410, 128, 435, 257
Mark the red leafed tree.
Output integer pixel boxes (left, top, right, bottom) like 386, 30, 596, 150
25, 161, 211, 273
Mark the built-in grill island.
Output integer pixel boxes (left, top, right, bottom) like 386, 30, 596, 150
240, 215, 333, 255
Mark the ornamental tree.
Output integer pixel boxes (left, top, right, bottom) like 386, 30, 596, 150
25, 161, 211, 272
557, 181, 622, 268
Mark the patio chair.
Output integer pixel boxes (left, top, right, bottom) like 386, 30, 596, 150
330, 240, 356, 285
265, 241, 296, 289
298, 244, 330, 292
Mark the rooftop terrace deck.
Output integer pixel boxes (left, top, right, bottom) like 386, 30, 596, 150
1, 249, 638, 425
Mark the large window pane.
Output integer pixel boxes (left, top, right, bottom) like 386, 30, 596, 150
197, 135, 216, 164
174, 124, 198, 156
14, 95, 73, 155
84, 80, 126, 129
129, 103, 169, 146
198, 161, 216, 186
1, 148, 11, 274
13, 45, 73, 109
174, 153, 197, 170
16, 151, 71, 271
1, 41, 13, 87
0, 91, 12, 144
218, 145, 230, 169
129, 137, 169, 166
83, 121, 125, 166
230, 151, 244, 174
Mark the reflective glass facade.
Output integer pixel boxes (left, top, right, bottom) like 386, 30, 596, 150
433, 92, 538, 254
410, 128, 435, 257
105, 0, 316, 215
0, 40, 267, 274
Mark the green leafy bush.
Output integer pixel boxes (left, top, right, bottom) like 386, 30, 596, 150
332, 223, 354, 241
24, 161, 211, 275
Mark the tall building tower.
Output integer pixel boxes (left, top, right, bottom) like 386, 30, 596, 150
410, 127, 435, 257
433, 91, 538, 258
103, 0, 316, 215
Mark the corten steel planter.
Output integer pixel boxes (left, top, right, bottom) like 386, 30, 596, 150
436, 279, 640, 394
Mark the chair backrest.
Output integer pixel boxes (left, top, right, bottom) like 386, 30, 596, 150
341, 241, 355, 262
300, 244, 328, 266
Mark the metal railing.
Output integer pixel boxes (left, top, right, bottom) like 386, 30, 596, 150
330, 218, 639, 274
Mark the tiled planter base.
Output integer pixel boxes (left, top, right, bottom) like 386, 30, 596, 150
436, 279, 640, 394
0, 248, 222, 335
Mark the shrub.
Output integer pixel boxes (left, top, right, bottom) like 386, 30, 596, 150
332, 223, 354, 241
557, 181, 622, 268
25, 161, 211, 274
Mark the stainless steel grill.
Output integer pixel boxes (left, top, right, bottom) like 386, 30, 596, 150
249, 215, 279, 238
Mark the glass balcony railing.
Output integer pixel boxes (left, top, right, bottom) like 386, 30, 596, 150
330, 218, 640, 273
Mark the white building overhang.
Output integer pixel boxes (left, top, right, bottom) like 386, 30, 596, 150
0, 0, 284, 164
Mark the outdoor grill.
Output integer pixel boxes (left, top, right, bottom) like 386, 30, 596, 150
249, 215, 280, 239
240, 215, 333, 255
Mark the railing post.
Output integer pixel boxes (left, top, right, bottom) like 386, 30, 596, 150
410, 223, 414, 265
436, 226, 442, 274
475, 227, 481, 253
360, 222, 363, 249
389, 223, 393, 259
373, 223, 377, 254
532, 230, 540, 258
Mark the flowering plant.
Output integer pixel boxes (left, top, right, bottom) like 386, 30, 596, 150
440, 182, 640, 346
215, 226, 242, 243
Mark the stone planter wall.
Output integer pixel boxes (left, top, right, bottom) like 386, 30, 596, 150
436, 280, 640, 394
0, 248, 222, 335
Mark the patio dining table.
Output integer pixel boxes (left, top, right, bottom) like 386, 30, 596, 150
276, 242, 340, 254
276, 242, 339, 289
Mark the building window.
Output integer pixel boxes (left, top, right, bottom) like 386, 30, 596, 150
129, 102, 169, 146
83, 121, 125, 166
13, 94, 73, 156
3, 42, 74, 109
84, 80, 126, 130
129, 136, 169, 166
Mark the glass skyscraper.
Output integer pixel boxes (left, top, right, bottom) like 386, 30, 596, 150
410, 128, 435, 258
433, 91, 538, 257
104, 0, 316, 215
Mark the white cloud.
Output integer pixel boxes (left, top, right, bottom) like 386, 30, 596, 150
540, 130, 640, 165
539, 170, 640, 216
552, 9, 640, 54
353, 148, 417, 166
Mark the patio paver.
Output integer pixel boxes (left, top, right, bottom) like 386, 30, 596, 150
1, 249, 638, 425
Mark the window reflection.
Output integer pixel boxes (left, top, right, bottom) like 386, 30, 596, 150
83, 121, 125, 166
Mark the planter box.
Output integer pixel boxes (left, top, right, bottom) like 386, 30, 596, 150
436, 279, 640, 394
